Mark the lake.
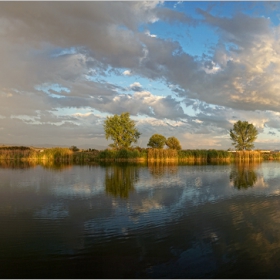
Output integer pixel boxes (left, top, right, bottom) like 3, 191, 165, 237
1, 161, 280, 278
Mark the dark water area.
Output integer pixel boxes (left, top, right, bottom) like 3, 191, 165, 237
1, 161, 280, 278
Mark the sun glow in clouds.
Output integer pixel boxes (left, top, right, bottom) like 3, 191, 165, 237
1, 1, 280, 149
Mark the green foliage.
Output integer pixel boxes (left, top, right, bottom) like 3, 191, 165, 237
230, 120, 258, 151
261, 152, 280, 160
165, 136, 182, 150
40, 147, 73, 162
104, 112, 140, 149
178, 149, 208, 161
178, 149, 231, 162
69, 145, 79, 152
147, 134, 166, 149
98, 148, 147, 161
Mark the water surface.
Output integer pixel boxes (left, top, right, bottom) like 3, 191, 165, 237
1, 161, 280, 278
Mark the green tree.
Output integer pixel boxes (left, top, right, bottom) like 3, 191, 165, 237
69, 145, 79, 152
104, 112, 140, 149
165, 136, 182, 150
230, 120, 258, 151
147, 134, 166, 148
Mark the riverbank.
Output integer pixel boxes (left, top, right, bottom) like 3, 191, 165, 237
0, 146, 278, 163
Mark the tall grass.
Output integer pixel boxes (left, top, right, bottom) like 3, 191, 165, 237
178, 149, 208, 162
0, 146, 276, 164
0, 147, 73, 162
147, 148, 178, 162
234, 151, 261, 161
178, 149, 231, 163
0, 148, 36, 161
98, 148, 147, 162
260, 151, 280, 160
38, 148, 73, 162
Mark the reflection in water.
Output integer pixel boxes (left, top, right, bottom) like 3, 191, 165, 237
3, 162, 280, 278
0, 160, 37, 169
148, 162, 178, 177
0, 160, 94, 171
105, 164, 139, 198
40, 161, 74, 171
229, 162, 259, 189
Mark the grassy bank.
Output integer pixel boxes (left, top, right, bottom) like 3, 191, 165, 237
98, 148, 146, 162
178, 149, 232, 163
0, 147, 99, 163
0, 146, 277, 163
97, 148, 260, 162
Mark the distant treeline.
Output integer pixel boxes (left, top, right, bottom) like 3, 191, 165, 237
0, 146, 30, 150
0, 146, 279, 163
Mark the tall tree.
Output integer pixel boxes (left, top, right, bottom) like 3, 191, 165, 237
230, 120, 258, 151
165, 136, 182, 150
147, 134, 166, 149
104, 112, 140, 149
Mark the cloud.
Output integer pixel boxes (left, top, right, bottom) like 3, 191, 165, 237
129, 82, 143, 92
144, 30, 157, 38
182, 132, 223, 149
123, 70, 132, 76
1, 2, 280, 149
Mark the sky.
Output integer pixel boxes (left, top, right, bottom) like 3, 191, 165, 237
1, 1, 280, 150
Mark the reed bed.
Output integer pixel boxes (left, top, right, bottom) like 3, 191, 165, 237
261, 151, 280, 160
0, 147, 73, 162
234, 151, 261, 161
38, 148, 73, 162
178, 149, 208, 162
147, 148, 178, 162
0, 146, 277, 164
0, 148, 36, 161
177, 149, 231, 163
98, 148, 147, 162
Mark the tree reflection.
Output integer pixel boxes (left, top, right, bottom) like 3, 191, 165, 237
105, 164, 139, 198
0, 160, 37, 169
229, 162, 258, 189
148, 162, 178, 178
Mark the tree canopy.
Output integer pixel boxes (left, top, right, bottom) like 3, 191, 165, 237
147, 134, 166, 149
104, 112, 140, 149
165, 136, 182, 150
230, 120, 258, 151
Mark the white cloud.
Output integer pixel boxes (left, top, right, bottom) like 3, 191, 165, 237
145, 30, 157, 38
123, 70, 132, 76
0, 2, 280, 149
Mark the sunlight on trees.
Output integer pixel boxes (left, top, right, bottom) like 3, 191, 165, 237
147, 134, 166, 148
165, 136, 182, 150
230, 120, 258, 151
104, 112, 140, 149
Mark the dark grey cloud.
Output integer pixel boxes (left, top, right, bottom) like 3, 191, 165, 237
197, 9, 270, 48
1, 2, 280, 149
155, 6, 197, 25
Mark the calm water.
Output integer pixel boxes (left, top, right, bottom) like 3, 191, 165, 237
1, 161, 280, 278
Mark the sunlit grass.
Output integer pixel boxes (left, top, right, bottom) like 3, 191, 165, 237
0, 146, 277, 163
